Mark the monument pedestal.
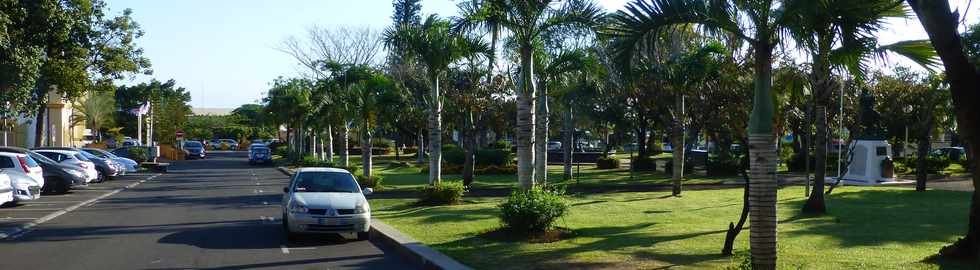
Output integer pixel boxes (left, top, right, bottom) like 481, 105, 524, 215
838, 140, 897, 185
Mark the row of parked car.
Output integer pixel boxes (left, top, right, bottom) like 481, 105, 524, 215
0, 146, 139, 206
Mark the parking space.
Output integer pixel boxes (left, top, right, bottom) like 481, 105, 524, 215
0, 172, 159, 238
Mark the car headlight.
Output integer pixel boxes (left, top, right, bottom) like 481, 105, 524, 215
69, 169, 85, 178
354, 202, 369, 214
289, 203, 309, 213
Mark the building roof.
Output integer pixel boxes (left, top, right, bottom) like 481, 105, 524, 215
191, 107, 234, 116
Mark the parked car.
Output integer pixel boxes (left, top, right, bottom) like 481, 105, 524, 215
208, 139, 222, 149
220, 139, 240, 150
82, 148, 138, 173
281, 168, 373, 241
0, 152, 44, 202
183, 141, 207, 159
0, 172, 14, 206
249, 144, 272, 165
33, 149, 99, 183
547, 141, 562, 152
0, 147, 83, 193
931, 147, 967, 161
122, 139, 141, 147
36, 147, 119, 182
251, 139, 265, 145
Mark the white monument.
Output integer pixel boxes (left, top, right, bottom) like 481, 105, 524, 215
839, 140, 897, 185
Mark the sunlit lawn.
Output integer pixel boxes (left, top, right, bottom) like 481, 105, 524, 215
370, 186, 973, 270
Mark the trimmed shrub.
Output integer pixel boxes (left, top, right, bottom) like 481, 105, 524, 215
418, 181, 465, 205
631, 156, 657, 171
127, 147, 149, 163
272, 147, 289, 158
498, 188, 569, 233
595, 156, 621, 169
923, 155, 952, 174
403, 147, 419, 154
476, 165, 518, 175
664, 159, 694, 174
707, 156, 741, 176
477, 148, 513, 166
356, 174, 383, 190
489, 140, 512, 150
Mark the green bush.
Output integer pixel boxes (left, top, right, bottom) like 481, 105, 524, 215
372, 138, 394, 149
403, 147, 419, 154
498, 187, 569, 233
297, 155, 358, 174
272, 147, 289, 158
489, 140, 512, 150
707, 156, 741, 176
631, 156, 657, 171
475, 165, 518, 175
356, 174, 383, 190
127, 147, 149, 163
923, 155, 952, 174
418, 181, 465, 205
477, 149, 513, 166
596, 156, 621, 169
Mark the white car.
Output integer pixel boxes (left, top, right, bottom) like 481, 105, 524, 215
281, 168, 373, 241
34, 150, 98, 183
0, 173, 14, 206
0, 153, 44, 201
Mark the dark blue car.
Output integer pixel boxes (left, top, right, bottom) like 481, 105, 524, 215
183, 141, 207, 159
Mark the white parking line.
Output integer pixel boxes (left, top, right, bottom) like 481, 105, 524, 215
0, 208, 63, 211
0, 218, 36, 220
0, 173, 162, 240
280, 245, 290, 254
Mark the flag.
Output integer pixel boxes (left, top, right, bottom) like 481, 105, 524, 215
130, 102, 150, 115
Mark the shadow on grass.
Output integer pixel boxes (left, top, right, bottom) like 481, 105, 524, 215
432, 222, 727, 269
781, 188, 973, 269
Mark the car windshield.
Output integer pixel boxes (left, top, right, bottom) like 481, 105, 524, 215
78, 150, 99, 159
293, 172, 359, 193
185, 141, 202, 148
83, 149, 108, 158
74, 153, 91, 161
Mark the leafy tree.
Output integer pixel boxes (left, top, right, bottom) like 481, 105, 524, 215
262, 77, 313, 159
114, 79, 191, 138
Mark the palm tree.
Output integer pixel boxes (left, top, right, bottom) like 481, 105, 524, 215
262, 78, 313, 160
475, 0, 604, 189
384, 15, 491, 184
610, 1, 805, 268
783, 0, 939, 214
547, 48, 602, 180
71, 91, 116, 142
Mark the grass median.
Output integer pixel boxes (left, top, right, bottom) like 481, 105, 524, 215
369, 186, 973, 270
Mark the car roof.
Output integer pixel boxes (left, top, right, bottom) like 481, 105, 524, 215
296, 167, 350, 174
0, 152, 26, 157
33, 149, 81, 155
0, 147, 29, 154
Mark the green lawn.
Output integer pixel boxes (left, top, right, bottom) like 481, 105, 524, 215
370, 186, 973, 270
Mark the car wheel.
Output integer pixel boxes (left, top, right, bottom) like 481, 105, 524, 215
95, 171, 105, 183
282, 214, 298, 241
357, 231, 369, 241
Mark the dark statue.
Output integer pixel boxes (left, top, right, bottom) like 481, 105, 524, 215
856, 88, 885, 140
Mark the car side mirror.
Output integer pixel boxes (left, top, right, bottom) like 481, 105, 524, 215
362, 188, 373, 196
282, 187, 289, 193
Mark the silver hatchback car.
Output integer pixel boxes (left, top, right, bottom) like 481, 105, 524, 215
281, 168, 372, 241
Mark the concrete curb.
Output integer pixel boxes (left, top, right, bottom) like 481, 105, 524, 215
274, 166, 471, 270
370, 219, 473, 270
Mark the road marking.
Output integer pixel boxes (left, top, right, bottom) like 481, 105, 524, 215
21, 201, 86, 204
280, 245, 290, 254
262, 201, 269, 205
0, 173, 162, 240
0, 208, 63, 211
1, 217, 36, 220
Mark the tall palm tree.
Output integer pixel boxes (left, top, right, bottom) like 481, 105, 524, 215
384, 15, 491, 184
477, 0, 604, 189
783, 0, 938, 214
547, 48, 602, 180
610, 1, 804, 268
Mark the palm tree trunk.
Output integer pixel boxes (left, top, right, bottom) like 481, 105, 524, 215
747, 38, 777, 270
803, 106, 828, 213
340, 122, 349, 167
535, 80, 549, 185
517, 46, 536, 189
363, 127, 373, 179
563, 105, 573, 180
672, 94, 685, 196
463, 111, 476, 186
326, 125, 334, 162
417, 128, 425, 164
429, 75, 443, 185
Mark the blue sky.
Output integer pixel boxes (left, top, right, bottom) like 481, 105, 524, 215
105, 0, 977, 109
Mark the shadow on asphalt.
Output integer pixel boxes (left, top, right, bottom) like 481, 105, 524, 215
157, 221, 353, 249
141, 254, 387, 270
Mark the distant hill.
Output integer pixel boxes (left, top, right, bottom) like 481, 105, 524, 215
192, 107, 234, 116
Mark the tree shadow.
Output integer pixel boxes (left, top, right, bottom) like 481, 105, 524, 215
783, 189, 970, 248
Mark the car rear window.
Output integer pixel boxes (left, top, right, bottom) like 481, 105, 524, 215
0, 156, 14, 168
184, 141, 202, 147
84, 149, 107, 158
28, 152, 57, 164
74, 153, 91, 161
23, 156, 39, 167
38, 152, 63, 162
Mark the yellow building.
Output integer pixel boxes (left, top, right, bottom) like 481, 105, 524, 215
3, 90, 87, 148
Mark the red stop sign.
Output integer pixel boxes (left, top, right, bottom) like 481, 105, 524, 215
176, 131, 184, 138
